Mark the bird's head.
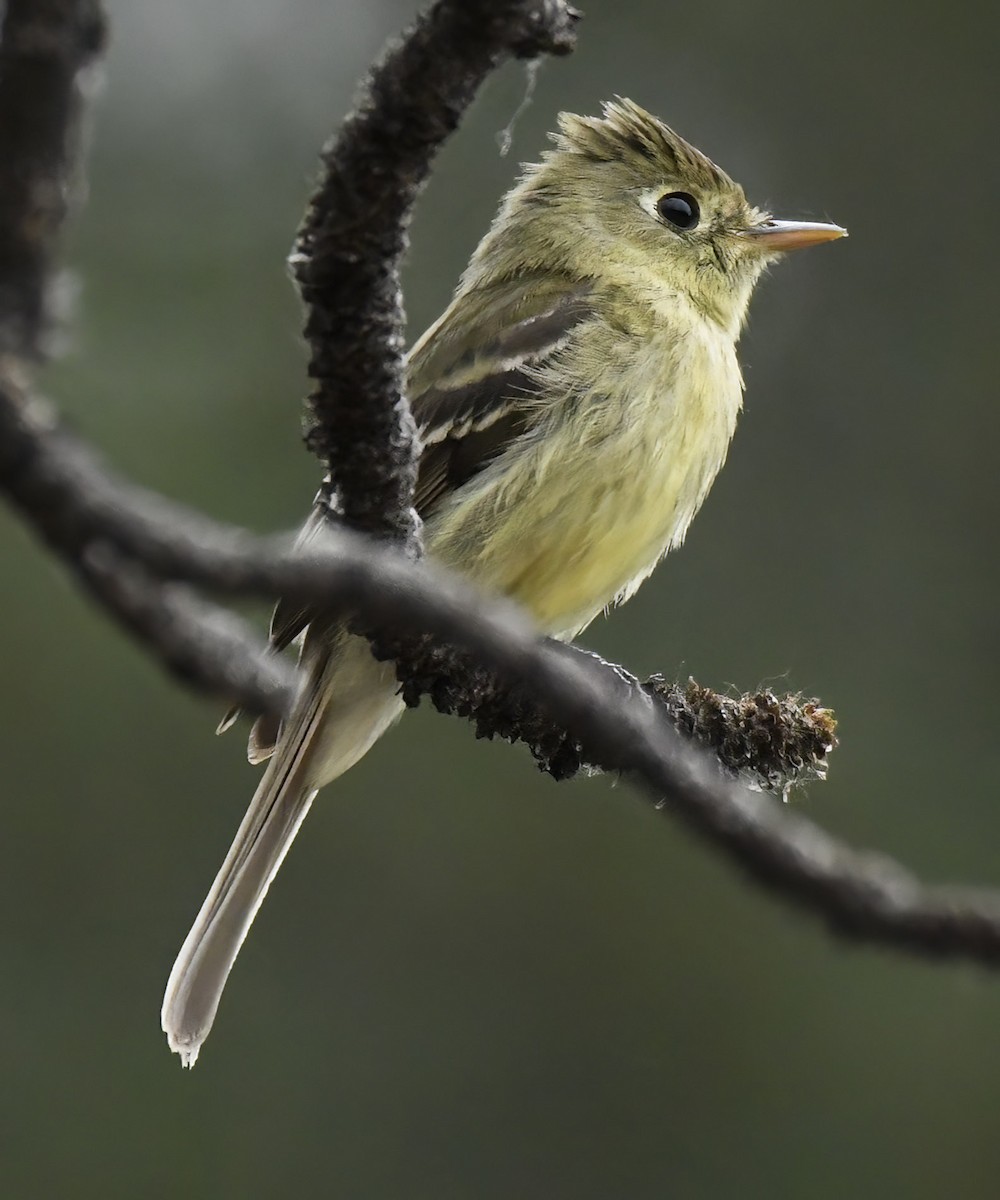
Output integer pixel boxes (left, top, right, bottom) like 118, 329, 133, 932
474, 98, 845, 336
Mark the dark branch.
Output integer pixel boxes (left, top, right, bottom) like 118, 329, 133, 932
0, 0, 106, 359
0, 0, 300, 719
291, 0, 578, 548
0, 375, 300, 718
4, 0, 1000, 984
0, 372, 835, 793
81, 544, 298, 719
373, 633, 836, 791
647, 676, 837, 797
3, 387, 1000, 969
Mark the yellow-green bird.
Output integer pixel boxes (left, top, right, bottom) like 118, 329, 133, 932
162, 98, 845, 1065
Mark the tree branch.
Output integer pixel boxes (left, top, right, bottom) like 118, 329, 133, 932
3, 387, 999, 966
0, 0, 106, 359
0, 0, 301, 717
0, 373, 300, 717
292, 0, 578, 549
3, 0, 1000, 981
0, 368, 835, 789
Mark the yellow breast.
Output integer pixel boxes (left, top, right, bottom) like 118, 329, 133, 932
427, 313, 743, 640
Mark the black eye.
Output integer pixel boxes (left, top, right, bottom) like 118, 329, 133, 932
656, 191, 699, 230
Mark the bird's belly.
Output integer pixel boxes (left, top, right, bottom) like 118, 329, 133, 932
422, 314, 739, 638
427, 377, 739, 639
492, 473, 683, 634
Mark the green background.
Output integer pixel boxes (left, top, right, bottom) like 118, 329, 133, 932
2, 0, 998, 1195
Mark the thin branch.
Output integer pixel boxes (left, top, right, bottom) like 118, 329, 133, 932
0, 0, 106, 359
372, 633, 836, 791
81, 544, 298, 719
0, 373, 301, 718
0, 0, 302, 717
292, 0, 579, 548
3, 383, 1000, 968
0, 367, 834, 788
3, 0, 999, 979
647, 676, 837, 797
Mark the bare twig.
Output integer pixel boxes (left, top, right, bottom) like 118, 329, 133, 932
0, 372, 835, 789
0, 0, 303, 717
0, 0, 106, 358
648, 676, 837, 797
292, 0, 579, 548
81, 544, 298, 718
0, 373, 301, 717
370, 634, 836, 790
4, 387, 1000, 965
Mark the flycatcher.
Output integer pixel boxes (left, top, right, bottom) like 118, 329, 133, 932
162, 98, 845, 1065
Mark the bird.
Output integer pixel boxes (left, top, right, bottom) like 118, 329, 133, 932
161, 97, 845, 1066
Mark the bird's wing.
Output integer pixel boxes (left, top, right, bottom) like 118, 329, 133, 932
409, 273, 594, 515
272, 274, 594, 646
222, 275, 594, 753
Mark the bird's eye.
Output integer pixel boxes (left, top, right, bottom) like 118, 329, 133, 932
656, 192, 699, 231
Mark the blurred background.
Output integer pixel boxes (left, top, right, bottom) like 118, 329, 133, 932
1, 0, 998, 1194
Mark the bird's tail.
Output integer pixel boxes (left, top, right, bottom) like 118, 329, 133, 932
161, 635, 403, 1067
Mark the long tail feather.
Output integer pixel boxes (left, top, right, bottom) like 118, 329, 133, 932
161, 636, 402, 1067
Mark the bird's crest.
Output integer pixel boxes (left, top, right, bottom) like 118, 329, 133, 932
554, 98, 735, 194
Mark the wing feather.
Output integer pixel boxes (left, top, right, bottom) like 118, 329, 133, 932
410, 275, 593, 516
221, 274, 595, 752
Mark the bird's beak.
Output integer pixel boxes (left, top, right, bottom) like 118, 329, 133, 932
743, 219, 847, 252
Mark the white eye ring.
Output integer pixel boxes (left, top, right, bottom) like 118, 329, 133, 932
639, 187, 701, 232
